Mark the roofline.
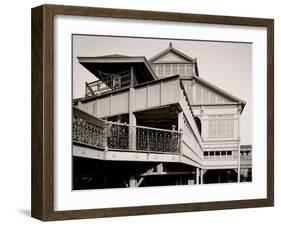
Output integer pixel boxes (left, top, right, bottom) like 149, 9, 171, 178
191, 102, 243, 107
181, 75, 246, 112
78, 56, 146, 63
77, 56, 157, 80
148, 46, 195, 63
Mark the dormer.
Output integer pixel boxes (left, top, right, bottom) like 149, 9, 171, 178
149, 42, 199, 78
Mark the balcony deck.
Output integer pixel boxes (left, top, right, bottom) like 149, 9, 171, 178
72, 106, 240, 170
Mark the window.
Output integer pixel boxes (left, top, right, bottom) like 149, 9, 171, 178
225, 119, 234, 137
186, 64, 193, 75
165, 64, 171, 76
158, 65, 163, 76
217, 116, 225, 137
179, 64, 185, 75
172, 64, 178, 75
208, 115, 234, 138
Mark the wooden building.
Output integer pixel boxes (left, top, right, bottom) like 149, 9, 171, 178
72, 43, 250, 189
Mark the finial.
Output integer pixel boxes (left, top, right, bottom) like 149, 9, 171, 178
169, 42, 172, 48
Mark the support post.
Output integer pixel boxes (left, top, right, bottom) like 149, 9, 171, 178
196, 168, 200, 185
237, 106, 241, 183
129, 176, 137, 187
200, 169, 204, 184
177, 112, 184, 158
156, 163, 163, 173
130, 65, 134, 87
104, 125, 108, 152
129, 66, 136, 151
129, 114, 136, 151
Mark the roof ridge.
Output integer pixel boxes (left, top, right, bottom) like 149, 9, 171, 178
149, 42, 195, 63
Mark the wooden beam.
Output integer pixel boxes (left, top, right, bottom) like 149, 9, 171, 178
141, 171, 194, 176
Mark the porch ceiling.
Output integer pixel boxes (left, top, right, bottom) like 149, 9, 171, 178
135, 105, 179, 130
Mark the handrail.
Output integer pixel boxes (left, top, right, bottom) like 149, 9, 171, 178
73, 107, 105, 128
72, 107, 106, 148
179, 78, 202, 139
85, 71, 137, 97
106, 121, 182, 134
73, 107, 182, 154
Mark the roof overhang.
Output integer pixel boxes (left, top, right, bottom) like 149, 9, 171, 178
77, 56, 157, 83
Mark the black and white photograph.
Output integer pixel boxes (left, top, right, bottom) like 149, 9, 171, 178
72, 35, 252, 190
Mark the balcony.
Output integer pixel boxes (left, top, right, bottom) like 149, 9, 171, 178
74, 75, 204, 167
73, 107, 182, 155
85, 70, 137, 97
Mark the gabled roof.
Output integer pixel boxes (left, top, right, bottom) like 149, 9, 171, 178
149, 42, 196, 63
149, 42, 199, 76
182, 75, 246, 112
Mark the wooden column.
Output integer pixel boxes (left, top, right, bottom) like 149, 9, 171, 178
200, 169, 204, 184
237, 106, 241, 183
178, 111, 184, 158
129, 66, 136, 151
129, 176, 137, 187
196, 168, 200, 184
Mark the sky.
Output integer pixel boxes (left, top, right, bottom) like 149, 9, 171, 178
72, 35, 252, 145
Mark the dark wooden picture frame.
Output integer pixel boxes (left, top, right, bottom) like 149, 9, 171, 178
31, 4, 274, 221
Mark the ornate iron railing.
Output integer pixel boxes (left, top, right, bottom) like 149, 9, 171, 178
107, 123, 129, 150
72, 108, 182, 154
72, 107, 106, 149
106, 122, 182, 154
136, 127, 181, 153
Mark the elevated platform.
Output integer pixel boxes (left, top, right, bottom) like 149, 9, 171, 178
72, 106, 239, 170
